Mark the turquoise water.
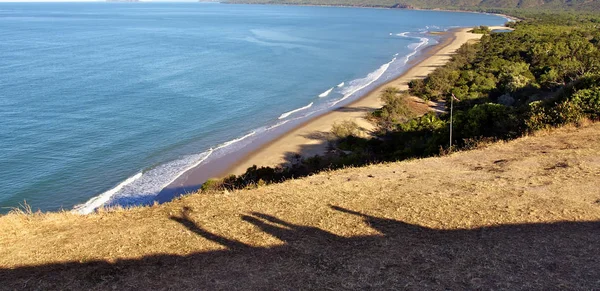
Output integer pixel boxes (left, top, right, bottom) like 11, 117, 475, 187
0, 3, 506, 213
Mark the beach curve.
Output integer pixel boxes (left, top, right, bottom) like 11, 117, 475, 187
226, 26, 508, 175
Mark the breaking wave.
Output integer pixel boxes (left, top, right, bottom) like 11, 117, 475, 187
278, 102, 314, 119
318, 87, 334, 98
331, 57, 396, 106
74, 131, 257, 214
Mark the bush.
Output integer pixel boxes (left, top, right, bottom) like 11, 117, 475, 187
526, 101, 552, 131
470, 26, 491, 34
526, 99, 584, 131
375, 88, 415, 131
331, 120, 361, 139
571, 87, 600, 120
201, 178, 224, 192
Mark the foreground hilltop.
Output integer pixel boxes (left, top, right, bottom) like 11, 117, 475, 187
1, 122, 600, 289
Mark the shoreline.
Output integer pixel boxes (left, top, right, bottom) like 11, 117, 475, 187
73, 19, 511, 212
156, 25, 508, 203
154, 28, 462, 202
225, 26, 505, 176
149, 23, 510, 209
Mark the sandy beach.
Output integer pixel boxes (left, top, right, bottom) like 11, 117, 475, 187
227, 26, 508, 175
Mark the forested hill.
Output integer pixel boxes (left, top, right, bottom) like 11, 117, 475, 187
223, 0, 600, 12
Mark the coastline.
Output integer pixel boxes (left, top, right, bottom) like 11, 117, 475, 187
155, 28, 463, 202
68, 6, 511, 213
225, 26, 504, 176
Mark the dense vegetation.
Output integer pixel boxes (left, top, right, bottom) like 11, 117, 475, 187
469, 25, 491, 34
203, 14, 600, 192
225, 0, 600, 12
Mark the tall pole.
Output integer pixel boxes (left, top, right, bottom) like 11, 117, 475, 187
449, 94, 453, 150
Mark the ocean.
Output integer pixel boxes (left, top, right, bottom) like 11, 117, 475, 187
0, 2, 506, 213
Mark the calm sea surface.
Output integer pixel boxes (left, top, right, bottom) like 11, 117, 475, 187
0, 3, 505, 213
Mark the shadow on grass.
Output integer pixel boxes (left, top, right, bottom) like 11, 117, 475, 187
2, 205, 599, 289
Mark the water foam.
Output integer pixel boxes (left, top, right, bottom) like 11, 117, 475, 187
278, 102, 314, 119
266, 119, 290, 130
74, 131, 257, 214
73, 172, 143, 214
395, 31, 430, 65
318, 87, 334, 98
337, 82, 345, 88
329, 29, 433, 107
331, 57, 395, 106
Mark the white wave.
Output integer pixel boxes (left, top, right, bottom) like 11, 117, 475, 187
74, 131, 258, 214
73, 172, 143, 214
318, 87, 334, 98
150, 132, 260, 195
395, 30, 430, 65
278, 102, 314, 119
402, 37, 429, 65
215, 131, 256, 151
331, 57, 395, 106
267, 119, 290, 130
337, 82, 345, 88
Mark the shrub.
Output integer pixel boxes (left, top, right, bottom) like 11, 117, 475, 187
331, 120, 361, 139
550, 100, 584, 125
526, 99, 584, 131
571, 87, 600, 120
470, 26, 491, 34
376, 88, 415, 131
201, 178, 224, 192
526, 101, 552, 131
453, 103, 522, 140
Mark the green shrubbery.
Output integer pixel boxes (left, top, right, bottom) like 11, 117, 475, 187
330, 120, 361, 139
470, 26, 491, 34
572, 88, 600, 120
371, 87, 415, 131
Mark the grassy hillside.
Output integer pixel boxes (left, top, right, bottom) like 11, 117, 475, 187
1, 122, 600, 289
224, 0, 600, 12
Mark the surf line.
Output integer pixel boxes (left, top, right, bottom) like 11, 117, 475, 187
319, 87, 334, 98
279, 102, 314, 119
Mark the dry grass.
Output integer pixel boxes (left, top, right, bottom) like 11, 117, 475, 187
1, 123, 600, 290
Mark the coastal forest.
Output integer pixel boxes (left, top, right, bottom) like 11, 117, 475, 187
204, 13, 600, 191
